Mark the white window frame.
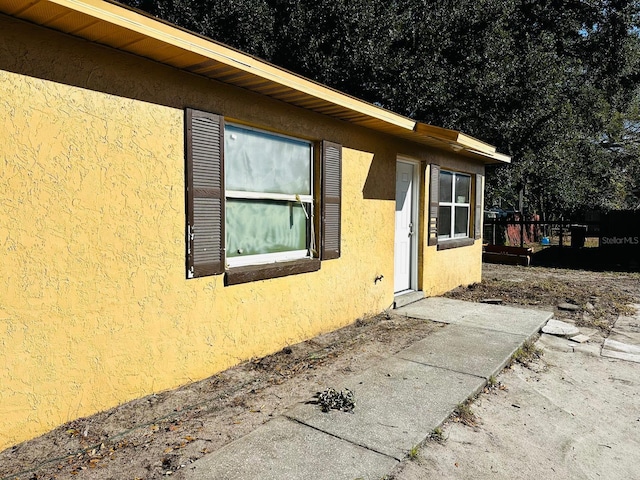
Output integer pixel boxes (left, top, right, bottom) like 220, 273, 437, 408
224, 124, 314, 268
439, 171, 471, 240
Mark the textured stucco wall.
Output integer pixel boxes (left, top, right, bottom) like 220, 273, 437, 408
421, 242, 483, 296
0, 15, 484, 449
0, 16, 396, 449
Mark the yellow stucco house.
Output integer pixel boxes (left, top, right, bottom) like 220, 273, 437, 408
0, 0, 510, 450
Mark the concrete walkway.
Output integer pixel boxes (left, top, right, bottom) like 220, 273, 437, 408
183, 298, 553, 480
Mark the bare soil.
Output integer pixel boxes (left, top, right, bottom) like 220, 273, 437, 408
2, 263, 639, 480
446, 263, 639, 331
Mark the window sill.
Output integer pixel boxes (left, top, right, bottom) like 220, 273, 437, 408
437, 238, 475, 250
225, 258, 321, 286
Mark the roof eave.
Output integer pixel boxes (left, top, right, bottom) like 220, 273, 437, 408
1, 0, 511, 163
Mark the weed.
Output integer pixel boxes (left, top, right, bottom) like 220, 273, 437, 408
511, 339, 543, 367
408, 445, 420, 460
453, 402, 477, 427
429, 427, 445, 443
484, 375, 508, 394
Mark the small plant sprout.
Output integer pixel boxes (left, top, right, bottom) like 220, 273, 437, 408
511, 339, 543, 367
408, 444, 420, 460
454, 402, 477, 427
484, 375, 505, 393
430, 427, 445, 443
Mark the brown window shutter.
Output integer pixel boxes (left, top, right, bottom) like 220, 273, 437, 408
475, 174, 484, 240
428, 164, 440, 246
321, 140, 342, 260
185, 109, 225, 278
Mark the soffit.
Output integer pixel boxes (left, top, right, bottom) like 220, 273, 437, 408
0, 0, 510, 164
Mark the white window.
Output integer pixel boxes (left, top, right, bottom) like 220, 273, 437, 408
224, 124, 314, 267
438, 171, 471, 239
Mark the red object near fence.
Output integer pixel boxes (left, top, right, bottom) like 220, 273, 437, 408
505, 213, 539, 246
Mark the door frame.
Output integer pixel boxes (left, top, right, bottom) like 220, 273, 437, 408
395, 156, 421, 293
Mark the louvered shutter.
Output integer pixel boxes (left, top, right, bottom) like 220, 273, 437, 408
321, 141, 342, 260
185, 109, 225, 278
475, 174, 484, 240
428, 164, 440, 246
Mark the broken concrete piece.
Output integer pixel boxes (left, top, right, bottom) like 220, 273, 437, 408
569, 334, 590, 344
542, 319, 580, 336
558, 302, 580, 312
603, 339, 640, 355
538, 333, 574, 353
601, 349, 640, 364
585, 302, 595, 312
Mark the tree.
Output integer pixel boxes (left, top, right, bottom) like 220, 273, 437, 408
126, 0, 276, 58
120, 0, 640, 216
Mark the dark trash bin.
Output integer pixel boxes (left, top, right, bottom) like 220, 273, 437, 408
570, 225, 587, 248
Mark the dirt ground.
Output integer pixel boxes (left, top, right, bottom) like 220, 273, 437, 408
2, 263, 639, 480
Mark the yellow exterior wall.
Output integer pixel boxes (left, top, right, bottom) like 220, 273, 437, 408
0, 15, 484, 450
421, 243, 483, 296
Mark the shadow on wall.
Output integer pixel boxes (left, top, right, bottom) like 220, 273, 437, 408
362, 153, 395, 201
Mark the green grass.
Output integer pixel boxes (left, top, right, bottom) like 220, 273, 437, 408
408, 444, 420, 460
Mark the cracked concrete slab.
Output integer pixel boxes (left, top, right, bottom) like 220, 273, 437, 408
183, 416, 397, 480
397, 324, 528, 379
286, 357, 485, 461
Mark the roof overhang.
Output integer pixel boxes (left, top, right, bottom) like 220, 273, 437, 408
0, 0, 510, 164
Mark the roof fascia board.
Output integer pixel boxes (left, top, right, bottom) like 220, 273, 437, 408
456, 132, 496, 154
47, 0, 416, 131
413, 123, 510, 164
414, 123, 460, 142
415, 123, 496, 155
466, 149, 512, 164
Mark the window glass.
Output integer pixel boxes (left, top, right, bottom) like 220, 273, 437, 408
226, 199, 308, 257
225, 125, 311, 195
438, 206, 452, 237
439, 171, 453, 202
455, 175, 470, 204
454, 206, 469, 236
438, 170, 471, 241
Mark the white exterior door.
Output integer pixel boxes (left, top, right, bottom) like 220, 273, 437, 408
394, 161, 415, 293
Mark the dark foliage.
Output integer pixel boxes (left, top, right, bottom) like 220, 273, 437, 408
120, 0, 640, 216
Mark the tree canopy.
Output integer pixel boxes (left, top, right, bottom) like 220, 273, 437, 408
123, 0, 640, 216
